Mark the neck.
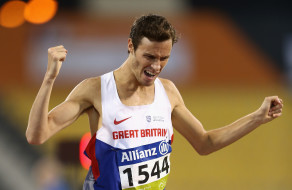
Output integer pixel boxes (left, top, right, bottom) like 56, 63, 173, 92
113, 57, 156, 106
114, 57, 153, 92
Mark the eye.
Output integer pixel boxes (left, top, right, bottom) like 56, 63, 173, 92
160, 57, 169, 61
144, 55, 155, 60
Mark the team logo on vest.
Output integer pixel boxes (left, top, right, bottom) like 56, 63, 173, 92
146, 115, 151, 123
153, 116, 164, 122
159, 141, 170, 155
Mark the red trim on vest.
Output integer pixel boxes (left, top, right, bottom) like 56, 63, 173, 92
85, 133, 100, 180
171, 134, 174, 144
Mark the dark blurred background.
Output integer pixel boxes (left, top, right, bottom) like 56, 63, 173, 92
0, 0, 291, 189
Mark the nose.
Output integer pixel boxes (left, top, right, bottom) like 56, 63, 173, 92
151, 60, 161, 72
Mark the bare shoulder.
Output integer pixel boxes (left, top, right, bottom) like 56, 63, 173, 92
159, 78, 175, 91
158, 77, 184, 111
66, 76, 101, 105
79, 76, 101, 92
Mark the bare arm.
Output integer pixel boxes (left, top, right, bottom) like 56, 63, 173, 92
162, 79, 283, 155
197, 97, 283, 155
26, 46, 92, 144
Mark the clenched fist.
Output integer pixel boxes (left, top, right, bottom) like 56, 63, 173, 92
257, 96, 283, 124
47, 45, 67, 79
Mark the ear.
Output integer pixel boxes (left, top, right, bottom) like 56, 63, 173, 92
128, 38, 134, 54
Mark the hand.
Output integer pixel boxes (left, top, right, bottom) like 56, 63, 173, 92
256, 96, 283, 124
46, 45, 67, 79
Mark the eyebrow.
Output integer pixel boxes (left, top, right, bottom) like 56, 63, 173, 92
144, 53, 170, 59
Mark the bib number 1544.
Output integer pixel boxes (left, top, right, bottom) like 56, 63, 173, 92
120, 155, 170, 188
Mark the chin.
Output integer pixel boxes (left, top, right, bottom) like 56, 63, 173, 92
138, 73, 157, 86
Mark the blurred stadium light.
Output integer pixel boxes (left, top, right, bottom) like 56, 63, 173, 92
0, 0, 26, 28
80, 132, 91, 170
24, 0, 58, 24
0, 0, 58, 28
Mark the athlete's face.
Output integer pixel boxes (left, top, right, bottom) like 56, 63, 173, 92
128, 37, 172, 86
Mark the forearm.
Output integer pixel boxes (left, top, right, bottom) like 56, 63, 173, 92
26, 74, 56, 144
202, 111, 262, 155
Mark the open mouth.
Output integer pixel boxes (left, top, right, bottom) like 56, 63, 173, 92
144, 70, 156, 78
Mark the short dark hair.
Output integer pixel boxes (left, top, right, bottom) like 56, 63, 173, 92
129, 14, 179, 51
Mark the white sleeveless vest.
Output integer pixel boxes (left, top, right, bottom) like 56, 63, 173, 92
85, 71, 173, 190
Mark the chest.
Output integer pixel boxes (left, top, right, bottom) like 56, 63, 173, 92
119, 93, 154, 106
116, 85, 155, 106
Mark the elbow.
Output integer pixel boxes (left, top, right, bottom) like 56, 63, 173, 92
195, 134, 216, 156
26, 135, 45, 145
196, 146, 213, 156
25, 129, 46, 145
27, 139, 44, 145
26, 136, 46, 145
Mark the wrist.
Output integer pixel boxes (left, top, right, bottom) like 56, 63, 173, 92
44, 72, 57, 83
251, 109, 264, 126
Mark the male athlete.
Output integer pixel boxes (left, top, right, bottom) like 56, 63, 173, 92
26, 14, 283, 190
